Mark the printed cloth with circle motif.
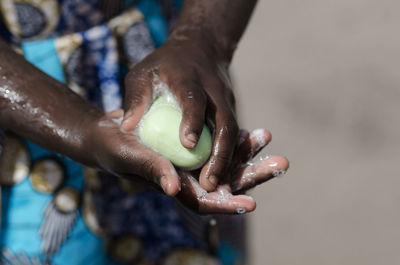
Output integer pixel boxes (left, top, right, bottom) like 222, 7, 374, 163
0, 1, 246, 264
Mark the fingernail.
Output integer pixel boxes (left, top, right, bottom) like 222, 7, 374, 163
160, 176, 171, 195
259, 155, 271, 162
186, 133, 198, 148
208, 175, 218, 187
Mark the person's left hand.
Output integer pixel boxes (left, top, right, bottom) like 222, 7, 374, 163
176, 128, 289, 214
104, 110, 289, 214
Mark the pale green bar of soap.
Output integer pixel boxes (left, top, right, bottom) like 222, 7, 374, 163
139, 96, 212, 170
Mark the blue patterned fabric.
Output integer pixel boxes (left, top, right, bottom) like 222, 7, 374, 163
0, 1, 209, 264
0, 1, 245, 264
22, 39, 67, 83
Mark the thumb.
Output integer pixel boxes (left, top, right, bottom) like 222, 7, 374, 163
122, 70, 153, 131
133, 145, 181, 196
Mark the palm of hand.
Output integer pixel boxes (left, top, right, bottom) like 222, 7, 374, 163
176, 129, 289, 214
91, 110, 289, 214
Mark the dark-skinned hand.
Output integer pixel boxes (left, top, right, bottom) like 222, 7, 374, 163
91, 110, 289, 215
121, 37, 239, 192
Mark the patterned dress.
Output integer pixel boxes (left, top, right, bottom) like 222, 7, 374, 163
0, 1, 246, 264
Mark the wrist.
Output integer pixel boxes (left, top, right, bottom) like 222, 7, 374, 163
166, 24, 235, 63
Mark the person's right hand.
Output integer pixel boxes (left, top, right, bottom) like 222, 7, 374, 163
121, 37, 240, 193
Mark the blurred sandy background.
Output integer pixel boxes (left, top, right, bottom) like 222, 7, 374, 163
231, 0, 400, 264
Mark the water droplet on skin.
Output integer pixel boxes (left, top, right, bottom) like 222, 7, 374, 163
236, 208, 246, 214
243, 169, 257, 180
259, 154, 271, 161
268, 161, 278, 167
198, 190, 207, 199
272, 170, 286, 178
246, 161, 255, 167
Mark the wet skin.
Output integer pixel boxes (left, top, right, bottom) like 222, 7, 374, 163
0, 40, 289, 214
0, 0, 290, 214
122, 0, 260, 192
105, 110, 289, 214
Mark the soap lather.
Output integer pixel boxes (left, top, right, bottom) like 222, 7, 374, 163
139, 95, 212, 171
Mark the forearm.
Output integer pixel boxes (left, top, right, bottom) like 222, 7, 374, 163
0, 40, 103, 166
169, 0, 258, 62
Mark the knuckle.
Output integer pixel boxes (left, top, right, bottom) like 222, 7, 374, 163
178, 82, 204, 101
214, 153, 232, 165
190, 87, 207, 102
182, 87, 206, 105
214, 111, 239, 144
170, 68, 199, 87
209, 147, 232, 170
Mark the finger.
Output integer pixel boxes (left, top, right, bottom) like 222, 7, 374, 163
176, 171, 207, 211
198, 185, 256, 214
198, 194, 256, 214
231, 155, 290, 193
122, 69, 153, 131
124, 145, 181, 196
171, 79, 207, 149
248, 129, 272, 159
199, 106, 239, 191
177, 173, 256, 214
233, 129, 272, 168
105, 109, 124, 119
230, 129, 250, 170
